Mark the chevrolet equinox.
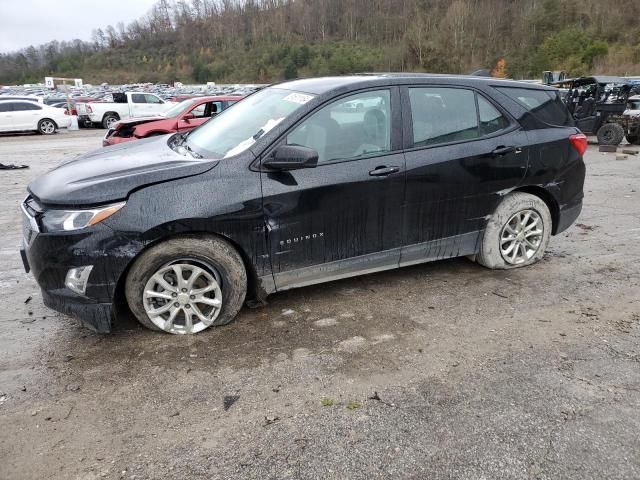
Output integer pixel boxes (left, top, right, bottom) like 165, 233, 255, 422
20, 74, 586, 334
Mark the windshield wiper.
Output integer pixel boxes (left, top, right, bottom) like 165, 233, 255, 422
171, 132, 202, 158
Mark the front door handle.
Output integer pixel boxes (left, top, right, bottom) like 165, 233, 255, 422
369, 166, 400, 177
491, 146, 520, 156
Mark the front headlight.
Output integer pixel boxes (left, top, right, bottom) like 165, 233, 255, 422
40, 202, 125, 232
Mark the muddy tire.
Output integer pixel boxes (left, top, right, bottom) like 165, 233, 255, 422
597, 123, 624, 146
125, 235, 247, 334
476, 192, 552, 270
37, 118, 57, 135
102, 113, 119, 130
626, 135, 639, 145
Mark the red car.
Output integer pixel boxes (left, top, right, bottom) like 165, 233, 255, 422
102, 96, 242, 147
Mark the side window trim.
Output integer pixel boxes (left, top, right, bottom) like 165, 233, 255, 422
400, 85, 518, 152
255, 86, 402, 170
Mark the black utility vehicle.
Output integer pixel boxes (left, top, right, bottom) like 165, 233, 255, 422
554, 76, 632, 145
21, 74, 586, 334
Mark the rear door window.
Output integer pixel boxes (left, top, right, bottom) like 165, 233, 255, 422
478, 95, 510, 135
408, 88, 479, 147
497, 87, 573, 127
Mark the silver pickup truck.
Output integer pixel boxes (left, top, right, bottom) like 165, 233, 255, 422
76, 92, 174, 129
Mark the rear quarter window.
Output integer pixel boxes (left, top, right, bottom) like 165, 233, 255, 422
497, 87, 574, 127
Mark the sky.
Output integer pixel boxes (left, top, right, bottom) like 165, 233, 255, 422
0, 0, 159, 53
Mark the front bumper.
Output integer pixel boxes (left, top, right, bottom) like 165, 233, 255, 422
20, 215, 142, 333
57, 117, 72, 129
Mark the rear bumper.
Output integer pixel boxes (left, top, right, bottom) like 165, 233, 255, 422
556, 198, 583, 235
77, 115, 93, 126
57, 117, 72, 129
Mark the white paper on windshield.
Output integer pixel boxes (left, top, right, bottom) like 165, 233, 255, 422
283, 93, 314, 105
224, 137, 255, 158
223, 117, 285, 158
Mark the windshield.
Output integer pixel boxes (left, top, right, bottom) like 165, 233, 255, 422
164, 98, 198, 117
186, 88, 314, 159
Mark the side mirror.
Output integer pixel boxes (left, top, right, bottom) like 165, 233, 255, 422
182, 113, 194, 121
263, 145, 319, 170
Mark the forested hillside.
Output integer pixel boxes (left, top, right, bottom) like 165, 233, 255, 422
1, 0, 639, 85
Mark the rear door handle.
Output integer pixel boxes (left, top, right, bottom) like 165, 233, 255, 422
369, 166, 400, 177
491, 146, 520, 156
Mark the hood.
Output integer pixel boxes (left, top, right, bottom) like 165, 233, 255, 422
29, 135, 218, 207
115, 115, 166, 128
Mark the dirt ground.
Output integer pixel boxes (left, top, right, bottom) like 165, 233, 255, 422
0, 129, 639, 480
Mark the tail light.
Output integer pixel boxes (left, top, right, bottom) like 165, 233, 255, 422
569, 133, 587, 156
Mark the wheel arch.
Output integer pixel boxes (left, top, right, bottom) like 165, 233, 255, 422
102, 111, 120, 121
112, 230, 263, 322
38, 117, 58, 129
512, 185, 560, 235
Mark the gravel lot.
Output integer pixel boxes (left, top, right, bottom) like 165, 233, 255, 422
1, 130, 639, 480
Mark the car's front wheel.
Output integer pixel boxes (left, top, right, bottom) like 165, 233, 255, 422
476, 192, 552, 270
37, 118, 57, 135
125, 235, 247, 334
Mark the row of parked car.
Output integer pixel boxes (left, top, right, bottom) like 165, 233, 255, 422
0, 83, 261, 136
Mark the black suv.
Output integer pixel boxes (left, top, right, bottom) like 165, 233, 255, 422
20, 74, 586, 334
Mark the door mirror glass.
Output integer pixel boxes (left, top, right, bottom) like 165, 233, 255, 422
263, 145, 318, 170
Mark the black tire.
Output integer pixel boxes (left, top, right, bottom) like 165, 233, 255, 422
476, 192, 552, 270
626, 135, 640, 145
125, 235, 247, 334
37, 118, 57, 135
597, 123, 625, 146
102, 113, 119, 130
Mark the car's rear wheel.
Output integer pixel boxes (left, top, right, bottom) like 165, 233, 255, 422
597, 123, 624, 146
476, 192, 552, 270
125, 236, 247, 334
37, 118, 57, 135
102, 114, 119, 130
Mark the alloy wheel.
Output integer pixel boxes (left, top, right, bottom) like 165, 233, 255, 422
499, 209, 544, 265
142, 260, 223, 334
40, 120, 55, 134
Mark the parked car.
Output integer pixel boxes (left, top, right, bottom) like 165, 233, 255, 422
21, 74, 585, 334
76, 92, 172, 129
0, 100, 71, 134
102, 96, 242, 146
